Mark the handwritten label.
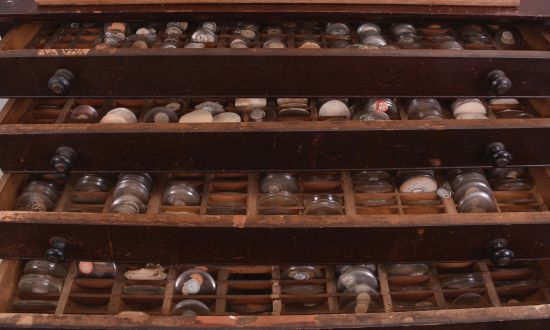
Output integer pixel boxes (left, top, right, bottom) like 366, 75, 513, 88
38, 49, 90, 56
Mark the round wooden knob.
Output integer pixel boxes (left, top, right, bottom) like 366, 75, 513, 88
487, 70, 512, 96
51, 146, 77, 174
48, 69, 75, 95
45, 237, 70, 264
486, 142, 512, 168
487, 238, 514, 267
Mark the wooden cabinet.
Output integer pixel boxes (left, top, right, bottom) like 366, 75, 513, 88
1, 0, 550, 328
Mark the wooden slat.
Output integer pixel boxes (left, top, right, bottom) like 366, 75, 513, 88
246, 173, 259, 216
341, 172, 357, 216
478, 262, 501, 307
34, 0, 520, 6
2, 304, 550, 329
214, 268, 229, 314
0, 99, 33, 125
324, 267, 339, 313
0, 24, 43, 51
55, 263, 78, 314
0, 260, 21, 312
377, 264, 393, 312
106, 267, 126, 314
161, 267, 177, 316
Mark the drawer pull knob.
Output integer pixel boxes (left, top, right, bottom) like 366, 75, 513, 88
51, 146, 77, 174
487, 70, 512, 96
45, 237, 70, 264
486, 142, 512, 168
488, 238, 514, 267
48, 69, 75, 95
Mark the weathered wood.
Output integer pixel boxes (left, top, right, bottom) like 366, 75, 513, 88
1, 211, 550, 263
1, 305, 550, 329
34, 0, 521, 7
3, 0, 550, 22
1, 119, 550, 172
1, 48, 550, 98
0, 260, 21, 312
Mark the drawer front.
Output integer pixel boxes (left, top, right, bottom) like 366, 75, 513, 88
1, 217, 550, 264
1, 22, 550, 98
1, 122, 549, 172
1, 98, 550, 172
1, 49, 550, 98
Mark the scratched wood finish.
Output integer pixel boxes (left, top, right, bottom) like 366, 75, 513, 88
1, 121, 549, 172
1, 309, 550, 329
2, 219, 550, 263
2, 0, 549, 22
1, 49, 550, 98
34, 0, 521, 7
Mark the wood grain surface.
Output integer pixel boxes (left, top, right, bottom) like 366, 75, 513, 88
35, 0, 520, 7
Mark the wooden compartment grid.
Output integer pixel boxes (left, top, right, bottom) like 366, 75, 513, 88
25, 22, 531, 51
12, 97, 543, 126
29, 168, 539, 216
6, 260, 550, 316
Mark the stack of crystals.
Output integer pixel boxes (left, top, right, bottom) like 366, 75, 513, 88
392, 23, 420, 49
111, 173, 153, 214
452, 99, 489, 120
318, 99, 351, 120
163, 181, 201, 206
258, 173, 300, 214
234, 98, 274, 122
172, 267, 216, 316
458, 25, 493, 47
448, 169, 497, 213
396, 170, 438, 193
407, 98, 445, 120
12, 260, 67, 312
487, 167, 532, 191
127, 24, 159, 49
276, 98, 310, 118
281, 266, 325, 307
180, 101, 241, 123
356, 23, 387, 48
337, 265, 380, 313
230, 23, 259, 49
189, 22, 218, 47
16, 181, 59, 212
262, 26, 286, 48
426, 24, 464, 50
162, 22, 188, 49
97, 22, 127, 49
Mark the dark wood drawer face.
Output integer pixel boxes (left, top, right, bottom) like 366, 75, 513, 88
1, 99, 550, 172
1, 259, 550, 329
0, 23, 549, 98
1, 168, 550, 264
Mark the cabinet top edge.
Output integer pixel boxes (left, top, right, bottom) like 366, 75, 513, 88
2, 0, 550, 22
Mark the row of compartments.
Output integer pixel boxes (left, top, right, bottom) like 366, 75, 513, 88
8, 260, 550, 316
28, 21, 531, 51
9, 168, 547, 216
14, 98, 542, 125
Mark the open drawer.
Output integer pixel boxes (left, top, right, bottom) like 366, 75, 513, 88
0, 21, 549, 98
1, 259, 550, 329
1, 167, 550, 263
1, 98, 550, 172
